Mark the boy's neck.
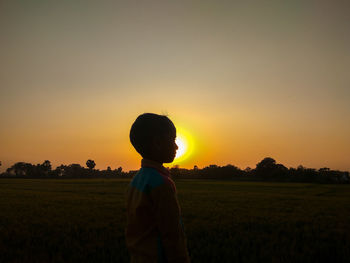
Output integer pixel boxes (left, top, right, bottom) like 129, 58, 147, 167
141, 158, 169, 176
141, 158, 163, 167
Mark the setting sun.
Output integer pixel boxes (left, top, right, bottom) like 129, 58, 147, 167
175, 136, 187, 159
172, 127, 195, 165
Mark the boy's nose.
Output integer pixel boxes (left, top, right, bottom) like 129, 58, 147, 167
175, 143, 178, 150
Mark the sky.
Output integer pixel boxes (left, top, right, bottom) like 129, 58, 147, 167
1, 0, 349, 172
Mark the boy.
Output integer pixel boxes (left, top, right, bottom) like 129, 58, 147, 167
126, 113, 190, 263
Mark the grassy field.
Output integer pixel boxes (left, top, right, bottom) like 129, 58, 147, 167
0, 179, 349, 263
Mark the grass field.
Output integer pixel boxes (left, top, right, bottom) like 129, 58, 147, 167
0, 179, 349, 263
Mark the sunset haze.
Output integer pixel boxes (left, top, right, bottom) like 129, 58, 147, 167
1, 1, 349, 172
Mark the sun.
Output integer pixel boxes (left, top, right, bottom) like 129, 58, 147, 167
175, 135, 187, 159
173, 126, 194, 164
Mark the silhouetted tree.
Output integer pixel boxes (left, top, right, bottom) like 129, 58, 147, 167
42, 160, 51, 171
6, 162, 33, 176
319, 167, 330, 172
53, 165, 67, 177
255, 157, 288, 180
40, 160, 52, 176
297, 165, 305, 171
67, 164, 84, 177
86, 160, 96, 170
256, 157, 276, 171
244, 167, 252, 173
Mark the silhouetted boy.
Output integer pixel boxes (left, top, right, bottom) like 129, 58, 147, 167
126, 113, 190, 263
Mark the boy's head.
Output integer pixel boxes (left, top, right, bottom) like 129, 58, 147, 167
130, 113, 178, 164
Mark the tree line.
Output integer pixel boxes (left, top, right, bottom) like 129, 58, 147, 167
0, 157, 349, 184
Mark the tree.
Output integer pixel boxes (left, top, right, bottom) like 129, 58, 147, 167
244, 167, 252, 172
66, 164, 84, 177
319, 167, 330, 172
7, 162, 33, 176
54, 165, 67, 177
297, 165, 305, 171
256, 157, 276, 171
116, 166, 123, 177
41, 160, 52, 173
255, 157, 289, 180
255, 157, 277, 179
86, 160, 96, 170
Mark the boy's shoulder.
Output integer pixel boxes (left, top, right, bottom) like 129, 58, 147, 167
130, 167, 172, 194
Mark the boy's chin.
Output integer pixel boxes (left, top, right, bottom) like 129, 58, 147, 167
163, 155, 176, 164
163, 159, 174, 164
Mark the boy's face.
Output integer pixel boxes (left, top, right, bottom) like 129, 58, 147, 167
152, 132, 178, 164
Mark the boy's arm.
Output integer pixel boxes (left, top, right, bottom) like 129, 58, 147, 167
150, 183, 190, 263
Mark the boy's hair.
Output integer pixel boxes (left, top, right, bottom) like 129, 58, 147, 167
130, 113, 176, 157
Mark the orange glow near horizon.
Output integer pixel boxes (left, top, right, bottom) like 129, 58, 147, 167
0, 110, 349, 173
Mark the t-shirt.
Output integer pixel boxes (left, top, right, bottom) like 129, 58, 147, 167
125, 159, 190, 263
